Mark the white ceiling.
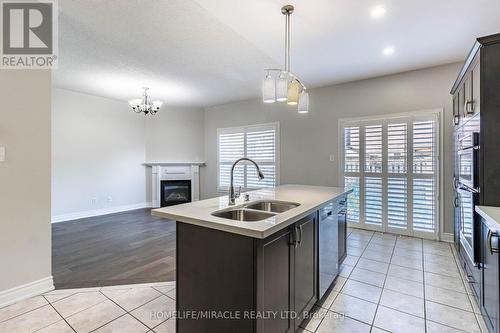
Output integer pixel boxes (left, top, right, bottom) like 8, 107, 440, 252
54, 0, 500, 107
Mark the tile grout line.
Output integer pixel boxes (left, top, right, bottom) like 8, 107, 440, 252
0, 299, 50, 325
88, 313, 130, 333
450, 244, 486, 333
329, 232, 391, 331
313, 230, 373, 332
97, 289, 166, 332
425, 241, 485, 333
369, 233, 397, 331
40, 295, 77, 333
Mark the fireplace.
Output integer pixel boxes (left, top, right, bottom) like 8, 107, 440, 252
148, 163, 201, 208
161, 180, 192, 207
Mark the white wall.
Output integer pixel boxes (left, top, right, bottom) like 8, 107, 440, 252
0, 70, 52, 296
52, 88, 205, 220
52, 89, 148, 219
203, 63, 462, 234
145, 106, 204, 163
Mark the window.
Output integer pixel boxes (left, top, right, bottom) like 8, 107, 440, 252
218, 123, 279, 191
340, 112, 440, 238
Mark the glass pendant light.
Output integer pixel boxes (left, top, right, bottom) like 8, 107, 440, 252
262, 5, 310, 113
298, 90, 309, 113
262, 73, 276, 103
276, 72, 288, 102
287, 79, 300, 105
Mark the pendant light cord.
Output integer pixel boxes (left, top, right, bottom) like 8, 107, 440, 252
287, 13, 291, 73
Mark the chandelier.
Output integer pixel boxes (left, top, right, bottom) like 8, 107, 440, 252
128, 87, 163, 115
262, 5, 309, 113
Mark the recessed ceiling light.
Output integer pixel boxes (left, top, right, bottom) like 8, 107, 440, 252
370, 5, 386, 19
383, 46, 395, 56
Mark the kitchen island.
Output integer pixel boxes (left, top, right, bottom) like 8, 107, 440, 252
152, 184, 350, 333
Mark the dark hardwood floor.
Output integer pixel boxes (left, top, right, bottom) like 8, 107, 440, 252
52, 209, 176, 289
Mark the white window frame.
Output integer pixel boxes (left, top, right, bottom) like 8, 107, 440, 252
217, 122, 280, 193
338, 109, 444, 240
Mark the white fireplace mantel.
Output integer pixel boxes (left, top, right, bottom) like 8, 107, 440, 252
146, 162, 205, 208
144, 162, 206, 167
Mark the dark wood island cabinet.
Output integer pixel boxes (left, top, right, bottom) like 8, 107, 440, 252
176, 213, 319, 333
152, 185, 350, 333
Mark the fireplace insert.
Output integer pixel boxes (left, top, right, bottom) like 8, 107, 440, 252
160, 180, 192, 207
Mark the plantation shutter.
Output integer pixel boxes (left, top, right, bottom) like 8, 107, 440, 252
246, 126, 277, 188
343, 127, 361, 223
341, 113, 439, 238
218, 123, 279, 191
387, 123, 408, 229
412, 120, 437, 232
218, 131, 245, 189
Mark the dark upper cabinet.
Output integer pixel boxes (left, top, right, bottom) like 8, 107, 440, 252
294, 216, 317, 327
451, 33, 500, 333
472, 62, 480, 114
481, 217, 499, 333
259, 227, 294, 333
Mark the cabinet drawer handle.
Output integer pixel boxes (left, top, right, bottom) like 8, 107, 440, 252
294, 226, 299, 248
464, 100, 474, 115
289, 230, 298, 248
298, 225, 303, 246
488, 230, 499, 254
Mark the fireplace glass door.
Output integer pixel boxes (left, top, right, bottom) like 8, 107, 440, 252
161, 180, 192, 207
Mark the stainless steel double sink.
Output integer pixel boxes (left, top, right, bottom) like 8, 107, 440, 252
211, 200, 300, 222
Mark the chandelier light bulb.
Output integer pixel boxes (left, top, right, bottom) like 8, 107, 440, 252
128, 88, 162, 115
153, 100, 163, 109
276, 72, 288, 102
262, 73, 276, 103
261, 5, 309, 113
287, 79, 300, 105
298, 91, 309, 114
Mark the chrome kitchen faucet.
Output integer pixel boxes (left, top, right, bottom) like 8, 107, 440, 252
229, 158, 265, 205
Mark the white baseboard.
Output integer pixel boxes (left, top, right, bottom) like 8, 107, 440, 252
440, 232, 454, 243
52, 202, 153, 223
0, 276, 54, 308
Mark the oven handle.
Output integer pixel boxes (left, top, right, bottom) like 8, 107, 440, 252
488, 230, 499, 255
458, 132, 480, 150
458, 183, 479, 194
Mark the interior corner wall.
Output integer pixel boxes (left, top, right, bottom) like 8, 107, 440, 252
52, 88, 148, 219
144, 106, 205, 163
0, 70, 52, 293
202, 62, 463, 234
52, 88, 206, 220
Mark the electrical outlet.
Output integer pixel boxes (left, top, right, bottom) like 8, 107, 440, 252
0, 147, 5, 162
329, 154, 335, 162
91, 197, 97, 205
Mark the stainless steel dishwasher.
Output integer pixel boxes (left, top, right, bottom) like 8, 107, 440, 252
318, 201, 339, 299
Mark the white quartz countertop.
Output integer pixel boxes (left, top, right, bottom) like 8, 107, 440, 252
476, 206, 500, 232
152, 184, 351, 239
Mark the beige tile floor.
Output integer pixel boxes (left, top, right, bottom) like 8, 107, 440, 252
0, 229, 489, 333
0, 282, 176, 333
301, 228, 489, 333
